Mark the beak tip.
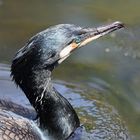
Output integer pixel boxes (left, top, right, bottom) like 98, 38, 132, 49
113, 21, 125, 29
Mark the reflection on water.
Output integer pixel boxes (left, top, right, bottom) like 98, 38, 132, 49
0, 0, 140, 139
56, 81, 130, 140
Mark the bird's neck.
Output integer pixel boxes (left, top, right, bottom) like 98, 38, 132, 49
19, 68, 80, 140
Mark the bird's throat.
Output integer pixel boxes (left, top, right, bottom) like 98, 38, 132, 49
17, 68, 80, 140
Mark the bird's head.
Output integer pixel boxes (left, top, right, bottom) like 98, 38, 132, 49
36, 21, 124, 67
11, 22, 124, 79
54, 21, 124, 64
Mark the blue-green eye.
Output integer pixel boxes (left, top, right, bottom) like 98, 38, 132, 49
75, 38, 81, 44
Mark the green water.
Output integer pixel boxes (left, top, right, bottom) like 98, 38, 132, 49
0, 0, 140, 139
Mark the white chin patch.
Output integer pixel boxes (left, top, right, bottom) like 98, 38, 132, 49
58, 54, 70, 64
59, 44, 72, 58
59, 44, 72, 64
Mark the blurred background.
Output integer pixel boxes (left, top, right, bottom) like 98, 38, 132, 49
0, 0, 140, 139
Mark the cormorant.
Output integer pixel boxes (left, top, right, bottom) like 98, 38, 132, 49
0, 22, 124, 140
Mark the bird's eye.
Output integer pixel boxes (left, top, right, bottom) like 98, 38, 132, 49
75, 37, 81, 44
67, 37, 81, 45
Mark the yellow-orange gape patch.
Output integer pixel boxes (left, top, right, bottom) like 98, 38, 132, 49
71, 42, 78, 50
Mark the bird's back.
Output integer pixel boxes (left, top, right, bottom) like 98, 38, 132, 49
0, 99, 37, 120
0, 100, 43, 140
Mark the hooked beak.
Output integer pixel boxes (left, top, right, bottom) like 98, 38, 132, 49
59, 21, 124, 63
79, 21, 124, 47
